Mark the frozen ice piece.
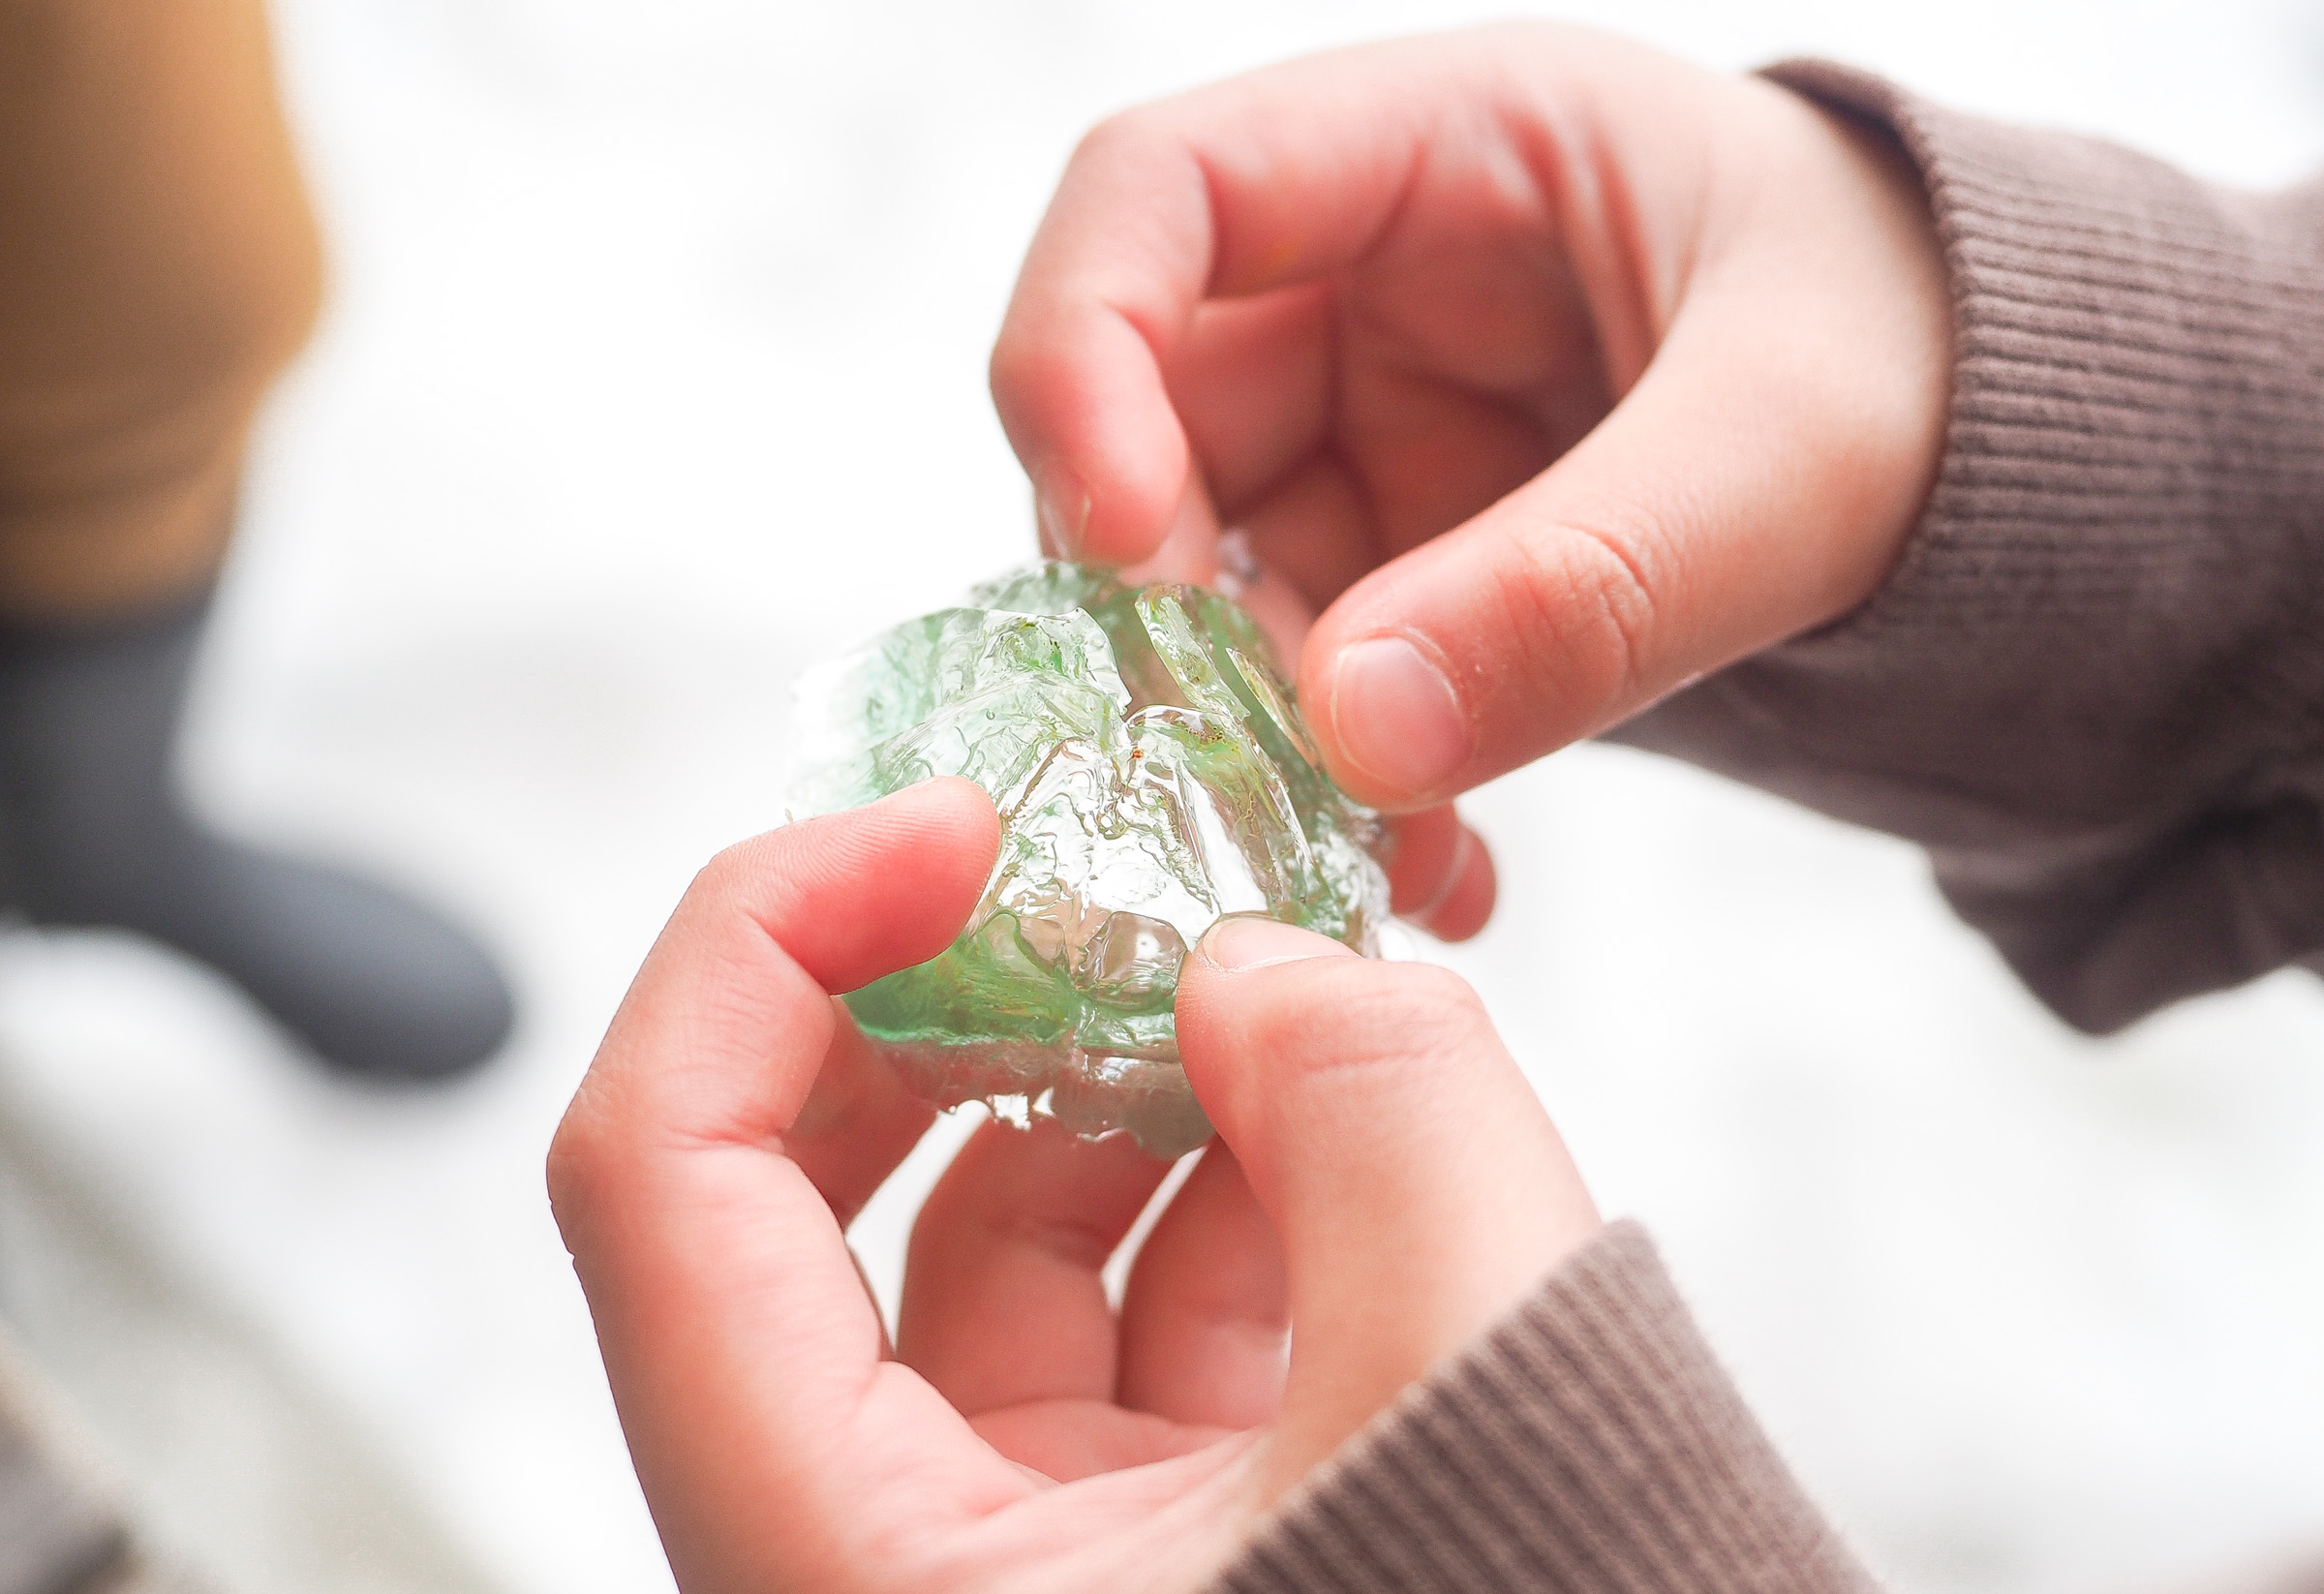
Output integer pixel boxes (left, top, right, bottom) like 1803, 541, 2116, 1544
790, 562, 1389, 1157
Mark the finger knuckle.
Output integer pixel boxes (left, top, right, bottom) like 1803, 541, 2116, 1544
986, 328, 1039, 402
1361, 962, 1495, 1056
1494, 509, 1664, 717
1074, 101, 1175, 167
1249, 960, 1490, 1085
544, 1096, 609, 1239
690, 835, 778, 913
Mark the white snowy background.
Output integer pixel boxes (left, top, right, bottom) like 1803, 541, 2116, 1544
3, 2, 2323, 1591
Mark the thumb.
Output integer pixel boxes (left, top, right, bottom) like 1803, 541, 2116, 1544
1298, 108, 1949, 809
1175, 916, 1600, 1494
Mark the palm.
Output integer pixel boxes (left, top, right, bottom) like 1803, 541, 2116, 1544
809, 1151, 1274, 1592
618, 1009, 1294, 1593
1174, 191, 1625, 628
891, 1117, 1282, 1484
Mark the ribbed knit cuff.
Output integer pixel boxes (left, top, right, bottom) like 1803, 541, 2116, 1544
1206, 1221, 1874, 1594
1611, 66, 2324, 1031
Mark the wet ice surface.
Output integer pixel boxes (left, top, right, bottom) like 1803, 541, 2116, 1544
0, 2, 2320, 1592
793, 564, 1387, 1157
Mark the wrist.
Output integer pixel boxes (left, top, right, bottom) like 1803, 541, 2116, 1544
1751, 75, 1954, 632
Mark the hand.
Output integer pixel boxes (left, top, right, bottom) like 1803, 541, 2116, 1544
549, 779, 1600, 1593
992, 24, 1949, 848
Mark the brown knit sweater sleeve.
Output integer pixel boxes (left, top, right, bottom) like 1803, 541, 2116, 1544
1203, 1221, 1877, 1594
1606, 64, 2324, 1033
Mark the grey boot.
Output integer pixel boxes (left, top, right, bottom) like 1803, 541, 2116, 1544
0, 593, 513, 1080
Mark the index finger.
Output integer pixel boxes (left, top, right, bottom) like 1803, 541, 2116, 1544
548, 781, 1024, 1587
989, 31, 1506, 566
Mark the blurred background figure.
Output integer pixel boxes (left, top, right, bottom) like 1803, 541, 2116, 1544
0, 0, 510, 1080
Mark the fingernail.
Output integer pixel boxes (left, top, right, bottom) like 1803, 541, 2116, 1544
1328, 636, 1471, 801
1201, 914, 1356, 970
1035, 475, 1091, 561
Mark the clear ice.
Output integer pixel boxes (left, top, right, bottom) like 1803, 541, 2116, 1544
789, 562, 1390, 1158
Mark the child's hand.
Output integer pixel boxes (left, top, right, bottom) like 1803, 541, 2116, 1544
993, 23, 1949, 813
550, 780, 1599, 1593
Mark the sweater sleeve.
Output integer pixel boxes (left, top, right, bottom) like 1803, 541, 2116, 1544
1202, 1221, 1877, 1594
1604, 63, 2324, 1033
